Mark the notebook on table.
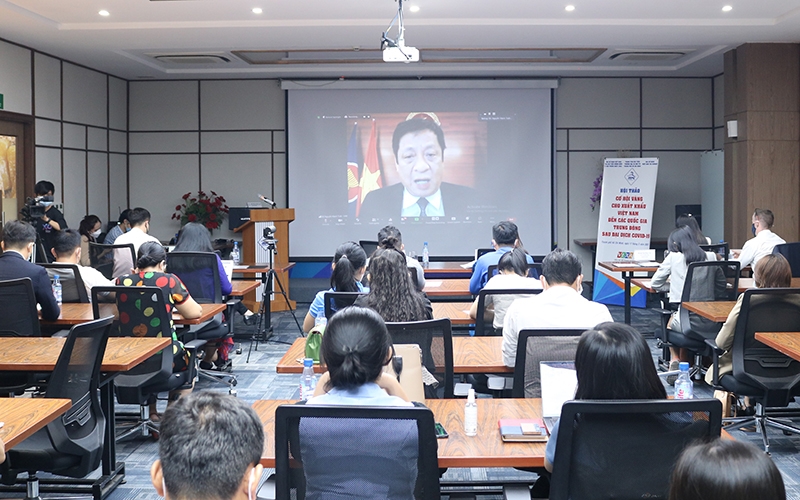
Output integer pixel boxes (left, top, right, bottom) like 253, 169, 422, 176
540, 360, 577, 433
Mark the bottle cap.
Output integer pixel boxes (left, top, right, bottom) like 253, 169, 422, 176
679, 362, 690, 371
424, 242, 428, 245
303, 358, 314, 367
467, 387, 475, 403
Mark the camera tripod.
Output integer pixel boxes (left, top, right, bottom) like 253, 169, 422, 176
246, 233, 302, 362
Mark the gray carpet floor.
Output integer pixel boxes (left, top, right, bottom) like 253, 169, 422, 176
7, 292, 800, 499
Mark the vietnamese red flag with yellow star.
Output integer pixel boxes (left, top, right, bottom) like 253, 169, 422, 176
358, 119, 382, 216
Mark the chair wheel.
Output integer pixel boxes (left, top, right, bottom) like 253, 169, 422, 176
784, 430, 792, 436
229, 389, 237, 396
231, 379, 238, 386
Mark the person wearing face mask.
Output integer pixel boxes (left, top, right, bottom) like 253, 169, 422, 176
78, 214, 103, 266
103, 209, 131, 245
33, 180, 68, 262
732, 208, 785, 278
501, 248, 613, 367
111, 207, 160, 278
150, 392, 264, 500
0, 220, 60, 321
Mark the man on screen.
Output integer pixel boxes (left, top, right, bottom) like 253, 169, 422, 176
359, 115, 475, 220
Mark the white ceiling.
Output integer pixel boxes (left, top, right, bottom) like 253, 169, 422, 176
1, 0, 799, 80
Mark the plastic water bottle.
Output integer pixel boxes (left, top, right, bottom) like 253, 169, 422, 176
464, 387, 478, 436
422, 242, 430, 269
231, 242, 240, 265
674, 362, 693, 399
314, 316, 327, 331
300, 358, 317, 401
52, 275, 62, 305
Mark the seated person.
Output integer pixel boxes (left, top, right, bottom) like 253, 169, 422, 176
733, 208, 786, 275
33, 180, 67, 262
151, 392, 264, 500
676, 213, 711, 245
303, 241, 368, 332
469, 220, 533, 295
0, 220, 59, 321
112, 207, 159, 278
502, 248, 612, 367
51, 229, 115, 297
469, 247, 542, 332
78, 215, 103, 266
669, 439, 785, 500
545, 322, 667, 472
370, 225, 425, 291
103, 209, 130, 245
356, 247, 432, 322
117, 241, 202, 417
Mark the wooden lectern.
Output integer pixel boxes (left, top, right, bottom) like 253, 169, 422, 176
234, 208, 295, 312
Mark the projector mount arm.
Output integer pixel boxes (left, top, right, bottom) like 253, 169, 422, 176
381, 0, 408, 52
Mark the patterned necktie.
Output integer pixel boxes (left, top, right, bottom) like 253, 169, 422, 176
417, 198, 429, 217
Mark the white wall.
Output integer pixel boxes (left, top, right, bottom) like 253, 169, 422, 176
556, 77, 718, 275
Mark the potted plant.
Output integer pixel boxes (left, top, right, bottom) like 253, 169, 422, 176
172, 190, 229, 232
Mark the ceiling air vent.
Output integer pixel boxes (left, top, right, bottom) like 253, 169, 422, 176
609, 51, 687, 61
153, 54, 232, 65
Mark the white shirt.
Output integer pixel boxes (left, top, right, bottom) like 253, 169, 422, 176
650, 251, 717, 304
401, 189, 444, 217
112, 227, 160, 278
76, 264, 115, 297
502, 286, 613, 367
736, 229, 786, 273
482, 274, 543, 329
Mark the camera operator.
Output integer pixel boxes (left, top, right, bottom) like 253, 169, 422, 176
33, 180, 68, 262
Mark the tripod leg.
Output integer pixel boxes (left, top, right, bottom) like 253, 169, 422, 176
272, 269, 303, 335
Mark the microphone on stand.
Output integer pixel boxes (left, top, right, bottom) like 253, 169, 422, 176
258, 194, 277, 208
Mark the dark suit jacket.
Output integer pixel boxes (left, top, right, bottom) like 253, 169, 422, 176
359, 182, 478, 221
0, 251, 61, 321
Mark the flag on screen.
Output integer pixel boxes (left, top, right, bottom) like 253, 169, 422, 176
347, 124, 361, 218
358, 120, 382, 216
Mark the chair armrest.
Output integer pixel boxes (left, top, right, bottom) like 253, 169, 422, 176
704, 338, 723, 387
704, 338, 723, 355
184, 339, 207, 350
183, 339, 207, 382
653, 308, 673, 341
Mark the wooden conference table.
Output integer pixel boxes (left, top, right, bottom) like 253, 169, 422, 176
40, 302, 227, 327
681, 301, 736, 323
598, 261, 661, 325
231, 280, 261, 297
0, 398, 72, 450
277, 336, 510, 375
0, 336, 171, 497
422, 261, 473, 279
631, 277, 800, 295
253, 398, 545, 469
423, 279, 471, 299
754, 332, 800, 361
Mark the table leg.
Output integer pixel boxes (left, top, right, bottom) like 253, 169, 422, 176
624, 272, 632, 324
100, 375, 116, 476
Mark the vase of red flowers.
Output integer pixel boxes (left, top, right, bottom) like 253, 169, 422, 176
172, 190, 229, 232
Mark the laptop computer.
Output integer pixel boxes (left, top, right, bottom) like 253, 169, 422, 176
540, 360, 577, 432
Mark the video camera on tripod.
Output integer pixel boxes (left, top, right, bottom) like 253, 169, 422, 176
258, 225, 278, 252
20, 195, 54, 222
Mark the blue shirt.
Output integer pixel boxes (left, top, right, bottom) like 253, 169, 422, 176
309, 282, 368, 319
469, 247, 534, 295
307, 382, 413, 407
545, 419, 559, 467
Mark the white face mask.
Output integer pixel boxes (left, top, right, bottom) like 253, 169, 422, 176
41, 201, 54, 207
91, 229, 102, 238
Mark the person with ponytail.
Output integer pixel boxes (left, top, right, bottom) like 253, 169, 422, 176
303, 241, 368, 332
116, 241, 202, 417
356, 247, 432, 322
374, 225, 425, 291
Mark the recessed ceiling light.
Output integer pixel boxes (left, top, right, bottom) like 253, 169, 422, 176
98, 10, 110, 16
409, 5, 420, 12
565, 5, 575, 11
252, 7, 263, 14
722, 5, 732, 11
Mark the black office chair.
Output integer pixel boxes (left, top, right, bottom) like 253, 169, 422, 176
474, 288, 542, 337
41, 263, 89, 303
0, 278, 42, 395
358, 240, 379, 257
707, 288, 800, 452
549, 399, 723, 500
166, 251, 238, 392
0, 316, 113, 500
88, 242, 135, 279
386, 318, 456, 398
512, 329, 585, 398
275, 404, 440, 500
323, 291, 366, 320
700, 242, 729, 261
657, 260, 739, 379
772, 242, 800, 277
91, 286, 204, 441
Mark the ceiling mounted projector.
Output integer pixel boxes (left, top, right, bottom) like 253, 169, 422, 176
381, 0, 419, 63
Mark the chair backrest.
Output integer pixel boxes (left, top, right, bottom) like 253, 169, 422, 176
474, 288, 542, 337
275, 404, 440, 500
323, 291, 366, 320
550, 399, 723, 500
678, 260, 740, 341
88, 242, 135, 279
358, 240, 379, 257
44, 316, 113, 478
731, 288, 800, 406
166, 251, 222, 303
512, 329, 585, 398
772, 242, 800, 277
699, 242, 729, 261
0, 277, 41, 337
386, 318, 454, 398
41, 263, 89, 303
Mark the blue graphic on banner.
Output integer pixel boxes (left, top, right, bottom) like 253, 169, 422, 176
593, 269, 646, 308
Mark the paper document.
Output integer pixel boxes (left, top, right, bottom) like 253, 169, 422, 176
540, 361, 578, 419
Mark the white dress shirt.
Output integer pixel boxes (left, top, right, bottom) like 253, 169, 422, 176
112, 227, 160, 278
401, 189, 444, 217
76, 264, 115, 298
482, 274, 543, 329
502, 286, 613, 367
736, 229, 786, 272
650, 251, 717, 304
